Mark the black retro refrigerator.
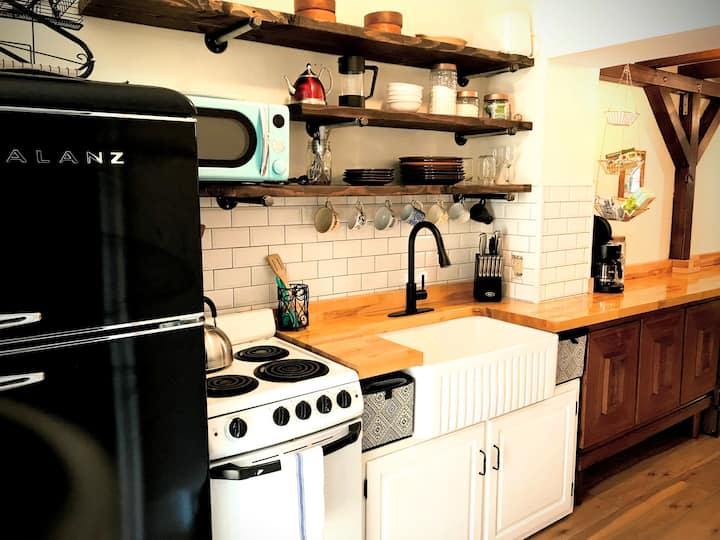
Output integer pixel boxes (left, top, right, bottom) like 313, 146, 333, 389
0, 73, 211, 539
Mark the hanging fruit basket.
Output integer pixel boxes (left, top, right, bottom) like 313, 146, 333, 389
598, 147, 644, 175
604, 64, 639, 126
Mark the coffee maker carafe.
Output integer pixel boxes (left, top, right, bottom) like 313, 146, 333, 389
337, 55, 379, 107
592, 216, 624, 293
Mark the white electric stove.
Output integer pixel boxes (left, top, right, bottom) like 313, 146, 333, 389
206, 308, 363, 540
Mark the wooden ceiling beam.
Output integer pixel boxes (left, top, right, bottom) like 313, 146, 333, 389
699, 98, 720, 160
678, 60, 720, 79
637, 49, 720, 68
600, 64, 720, 98
644, 86, 690, 167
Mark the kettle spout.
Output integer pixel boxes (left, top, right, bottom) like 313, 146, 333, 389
283, 75, 296, 96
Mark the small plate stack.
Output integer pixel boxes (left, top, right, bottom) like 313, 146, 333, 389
343, 168, 394, 186
385, 82, 423, 113
399, 156, 466, 185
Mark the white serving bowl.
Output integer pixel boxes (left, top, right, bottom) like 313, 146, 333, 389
385, 100, 422, 112
387, 82, 423, 93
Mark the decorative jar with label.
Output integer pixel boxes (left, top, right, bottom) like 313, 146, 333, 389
483, 93, 510, 120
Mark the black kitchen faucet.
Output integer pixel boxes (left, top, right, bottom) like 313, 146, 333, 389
389, 220, 451, 317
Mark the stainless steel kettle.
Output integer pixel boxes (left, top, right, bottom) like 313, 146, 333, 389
203, 296, 233, 372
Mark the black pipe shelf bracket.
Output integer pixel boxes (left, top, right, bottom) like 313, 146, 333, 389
216, 195, 274, 210
455, 126, 517, 146
453, 193, 516, 202
458, 63, 521, 87
304, 117, 369, 137
205, 16, 262, 53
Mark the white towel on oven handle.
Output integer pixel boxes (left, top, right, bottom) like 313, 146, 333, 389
297, 445, 325, 540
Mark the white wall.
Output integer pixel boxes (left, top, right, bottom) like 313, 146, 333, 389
694, 120, 720, 254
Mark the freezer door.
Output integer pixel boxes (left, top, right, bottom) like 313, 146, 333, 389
0, 106, 202, 341
0, 326, 210, 540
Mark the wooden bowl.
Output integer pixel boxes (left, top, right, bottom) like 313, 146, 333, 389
366, 22, 402, 34
364, 10, 403, 27
295, 8, 336, 22
294, 0, 335, 12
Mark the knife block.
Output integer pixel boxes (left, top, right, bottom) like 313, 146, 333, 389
473, 253, 503, 302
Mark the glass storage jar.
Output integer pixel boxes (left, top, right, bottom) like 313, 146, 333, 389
483, 93, 510, 119
456, 90, 479, 117
306, 136, 332, 184
429, 63, 457, 115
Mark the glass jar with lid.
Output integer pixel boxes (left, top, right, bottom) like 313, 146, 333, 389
483, 93, 511, 120
429, 63, 457, 115
456, 90, 479, 118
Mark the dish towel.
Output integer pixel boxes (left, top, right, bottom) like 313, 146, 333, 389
297, 445, 325, 540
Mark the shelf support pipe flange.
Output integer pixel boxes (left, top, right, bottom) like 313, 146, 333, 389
205, 17, 263, 54
216, 195, 274, 210
458, 63, 521, 87
455, 126, 517, 145
305, 117, 369, 137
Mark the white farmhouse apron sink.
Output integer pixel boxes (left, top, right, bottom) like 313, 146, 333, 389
379, 316, 558, 438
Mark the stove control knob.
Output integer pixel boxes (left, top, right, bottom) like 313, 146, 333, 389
228, 417, 247, 438
337, 390, 352, 409
317, 395, 332, 414
273, 406, 290, 426
295, 401, 312, 420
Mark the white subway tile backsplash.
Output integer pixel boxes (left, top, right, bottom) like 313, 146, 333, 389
547, 186, 570, 202
570, 185, 594, 202
347, 256, 375, 274
250, 226, 285, 246
268, 207, 303, 226
564, 279, 584, 296
203, 249, 233, 270
232, 246, 269, 268
215, 267, 251, 289
303, 242, 333, 261
374, 254, 402, 272
232, 207, 268, 227
202, 270, 214, 290
213, 228, 250, 249
285, 225, 318, 244
437, 265, 459, 281
286, 261, 318, 280
275, 244, 303, 263
284, 196, 318, 206
545, 219, 568, 235
557, 234, 577, 250
234, 284, 273, 307
251, 266, 275, 286
388, 236, 408, 254
565, 249, 586, 265
546, 250, 567, 268
543, 202, 561, 219
361, 238, 388, 256
318, 258, 347, 278
566, 217, 587, 233
206, 289, 234, 310
304, 277, 334, 297
362, 272, 388, 290
504, 204, 533, 220
334, 274, 362, 293
201, 208, 231, 228
334, 240, 362, 258
560, 202, 580, 217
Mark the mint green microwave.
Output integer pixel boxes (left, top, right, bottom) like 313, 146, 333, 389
187, 95, 289, 182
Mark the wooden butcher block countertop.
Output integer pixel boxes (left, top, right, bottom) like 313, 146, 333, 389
277, 266, 720, 379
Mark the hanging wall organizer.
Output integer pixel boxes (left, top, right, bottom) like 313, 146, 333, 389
0, 0, 94, 78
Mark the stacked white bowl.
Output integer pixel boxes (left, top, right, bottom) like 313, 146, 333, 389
385, 82, 423, 113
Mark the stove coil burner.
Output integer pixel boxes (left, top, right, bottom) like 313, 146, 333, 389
254, 359, 329, 383
234, 345, 290, 362
206, 375, 259, 397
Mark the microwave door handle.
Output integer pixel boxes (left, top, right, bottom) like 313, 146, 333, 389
0, 372, 45, 393
260, 105, 270, 177
322, 421, 362, 456
209, 459, 282, 481
0, 312, 42, 330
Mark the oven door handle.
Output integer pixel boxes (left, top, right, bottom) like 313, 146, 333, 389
209, 459, 282, 481
322, 421, 361, 457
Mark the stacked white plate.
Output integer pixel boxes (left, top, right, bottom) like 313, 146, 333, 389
385, 82, 423, 112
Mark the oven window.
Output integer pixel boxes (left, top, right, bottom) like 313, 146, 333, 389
196, 108, 257, 167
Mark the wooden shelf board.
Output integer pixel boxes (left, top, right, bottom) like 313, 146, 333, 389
198, 182, 531, 198
289, 104, 532, 133
80, 1, 533, 77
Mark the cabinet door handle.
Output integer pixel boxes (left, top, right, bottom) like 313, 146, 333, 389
492, 444, 501, 471
478, 449, 486, 476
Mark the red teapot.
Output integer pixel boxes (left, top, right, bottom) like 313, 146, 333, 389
283, 63, 333, 105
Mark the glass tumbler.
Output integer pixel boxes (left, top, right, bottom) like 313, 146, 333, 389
478, 154, 497, 185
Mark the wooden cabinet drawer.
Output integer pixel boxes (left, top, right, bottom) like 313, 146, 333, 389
682, 300, 720, 404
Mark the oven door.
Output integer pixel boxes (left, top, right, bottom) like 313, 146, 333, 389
210, 419, 362, 540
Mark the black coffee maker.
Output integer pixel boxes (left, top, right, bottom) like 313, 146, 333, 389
592, 216, 624, 293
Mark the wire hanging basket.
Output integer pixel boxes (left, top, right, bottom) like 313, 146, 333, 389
605, 64, 639, 126
598, 147, 644, 175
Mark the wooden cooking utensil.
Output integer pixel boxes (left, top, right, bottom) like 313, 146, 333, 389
267, 253, 289, 289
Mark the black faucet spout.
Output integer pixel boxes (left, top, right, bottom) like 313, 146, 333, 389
389, 221, 451, 317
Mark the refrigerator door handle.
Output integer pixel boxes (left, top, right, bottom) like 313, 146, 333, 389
0, 312, 42, 330
0, 372, 45, 392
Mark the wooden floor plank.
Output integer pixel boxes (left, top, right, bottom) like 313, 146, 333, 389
531, 434, 720, 540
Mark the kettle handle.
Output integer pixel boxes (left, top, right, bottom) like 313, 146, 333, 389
365, 65, 379, 99
318, 65, 334, 95
203, 296, 219, 326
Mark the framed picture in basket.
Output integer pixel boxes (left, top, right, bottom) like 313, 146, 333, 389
617, 150, 645, 198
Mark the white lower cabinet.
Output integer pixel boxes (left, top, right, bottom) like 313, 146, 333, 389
364, 380, 579, 540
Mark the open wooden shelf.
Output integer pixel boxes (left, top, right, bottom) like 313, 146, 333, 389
290, 104, 532, 136
198, 182, 531, 199
79, 1, 533, 80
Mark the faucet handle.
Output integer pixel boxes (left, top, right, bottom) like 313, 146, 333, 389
416, 274, 428, 300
